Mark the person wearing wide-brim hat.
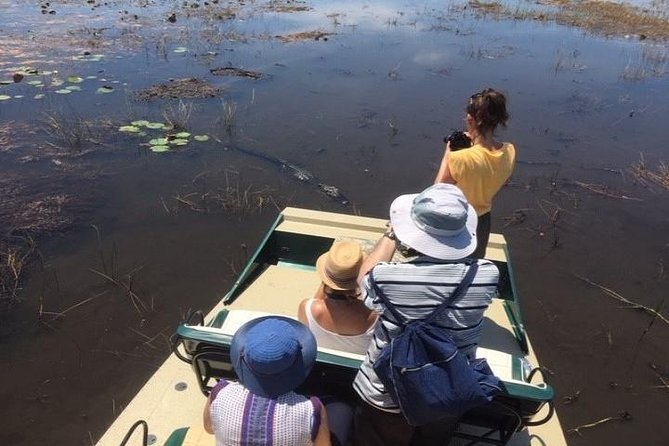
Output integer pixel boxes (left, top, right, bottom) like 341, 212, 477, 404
351, 184, 500, 446
298, 240, 377, 355
203, 316, 332, 446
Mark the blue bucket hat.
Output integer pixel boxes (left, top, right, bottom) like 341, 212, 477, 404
230, 316, 317, 398
389, 184, 478, 260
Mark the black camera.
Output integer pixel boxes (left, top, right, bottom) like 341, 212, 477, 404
443, 131, 472, 151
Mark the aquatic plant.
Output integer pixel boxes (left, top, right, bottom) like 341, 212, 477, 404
43, 111, 93, 152
221, 100, 237, 136
162, 100, 193, 130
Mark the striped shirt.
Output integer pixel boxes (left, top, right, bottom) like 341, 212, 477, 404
209, 379, 322, 446
353, 258, 499, 412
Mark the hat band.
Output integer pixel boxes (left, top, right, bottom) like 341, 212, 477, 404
325, 268, 357, 285
410, 207, 466, 237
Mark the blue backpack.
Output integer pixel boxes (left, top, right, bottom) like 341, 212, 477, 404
370, 261, 502, 426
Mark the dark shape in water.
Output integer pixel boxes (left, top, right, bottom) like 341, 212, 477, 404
12, 73, 24, 83
210, 67, 264, 80
167, 13, 176, 23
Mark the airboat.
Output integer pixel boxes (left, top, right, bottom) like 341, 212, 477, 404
97, 207, 567, 446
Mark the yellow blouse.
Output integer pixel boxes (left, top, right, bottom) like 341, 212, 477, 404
448, 143, 516, 216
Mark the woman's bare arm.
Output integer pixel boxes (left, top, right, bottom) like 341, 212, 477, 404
297, 298, 308, 325
314, 405, 332, 446
434, 142, 457, 184
203, 398, 214, 434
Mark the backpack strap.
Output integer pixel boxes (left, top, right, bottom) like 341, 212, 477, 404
368, 269, 407, 326
425, 261, 479, 324
368, 260, 480, 327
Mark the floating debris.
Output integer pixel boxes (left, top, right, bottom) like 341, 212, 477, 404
55, 89, 72, 94
134, 78, 221, 100
96, 86, 114, 94
119, 125, 141, 133
276, 31, 333, 42
173, 47, 188, 53
34, 94, 45, 100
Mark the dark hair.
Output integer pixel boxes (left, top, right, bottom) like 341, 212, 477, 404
323, 286, 360, 301
466, 88, 509, 134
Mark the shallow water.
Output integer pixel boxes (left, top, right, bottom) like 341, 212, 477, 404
1, 1, 668, 445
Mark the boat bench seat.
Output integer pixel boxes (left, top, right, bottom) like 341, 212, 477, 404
173, 308, 553, 432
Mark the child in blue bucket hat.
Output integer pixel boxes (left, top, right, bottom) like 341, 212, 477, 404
203, 316, 332, 445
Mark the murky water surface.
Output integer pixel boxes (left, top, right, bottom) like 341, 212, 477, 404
1, 1, 668, 445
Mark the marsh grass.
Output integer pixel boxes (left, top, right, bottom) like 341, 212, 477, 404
0, 235, 37, 311
0, 122, 11, 151
470, 0, 669, 40
276, 31, 332, 42
622, 44, 668, 80
221, 100, 237, 137
88, 227, 148, 314
266, 0, 311, 13
43, 111, 94, 154
172, 169, 276, 216
630, 153, 669, 190
162, 100, 193, 130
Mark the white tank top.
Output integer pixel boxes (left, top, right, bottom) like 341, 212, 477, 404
305, 298, 375, 355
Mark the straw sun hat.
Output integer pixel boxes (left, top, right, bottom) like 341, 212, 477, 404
316, 240, 364, 291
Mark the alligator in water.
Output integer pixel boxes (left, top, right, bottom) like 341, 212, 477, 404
220, 139, 350, 205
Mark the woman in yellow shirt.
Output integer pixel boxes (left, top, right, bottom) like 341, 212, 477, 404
435, 88, 515, 258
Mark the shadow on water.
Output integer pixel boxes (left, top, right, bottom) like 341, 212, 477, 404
0, 0, 668, 444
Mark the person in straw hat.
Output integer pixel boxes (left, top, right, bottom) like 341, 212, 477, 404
351, 183, 500, 446
298, 240, 377, 355
203, 316, 332, 446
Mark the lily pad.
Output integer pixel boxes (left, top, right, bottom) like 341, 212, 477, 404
119, 125, 141, 133
14, 95, 24, 99
65, 85, 81, 91
41, 70, 54, 76
51, 79, 64, 87
170, 138, 189, 146
55, 89, 72, 94
175, 131, 191, 138
193, 135, 210, 142
67, 76, 84, 83
27, 80, 43, 86
86, 75, 98, 80
96, 86, 114, 94
145, 122, 167, 130
149, 138, 169, 145
150, 145, 170, 153
131, 120, 150, 127
173, 47, 188, 53
0, 80, 12, 86
34, 94, 45, 100
0, 95, 11, 101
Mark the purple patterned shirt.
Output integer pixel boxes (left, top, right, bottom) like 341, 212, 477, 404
209, 379, 322, 446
